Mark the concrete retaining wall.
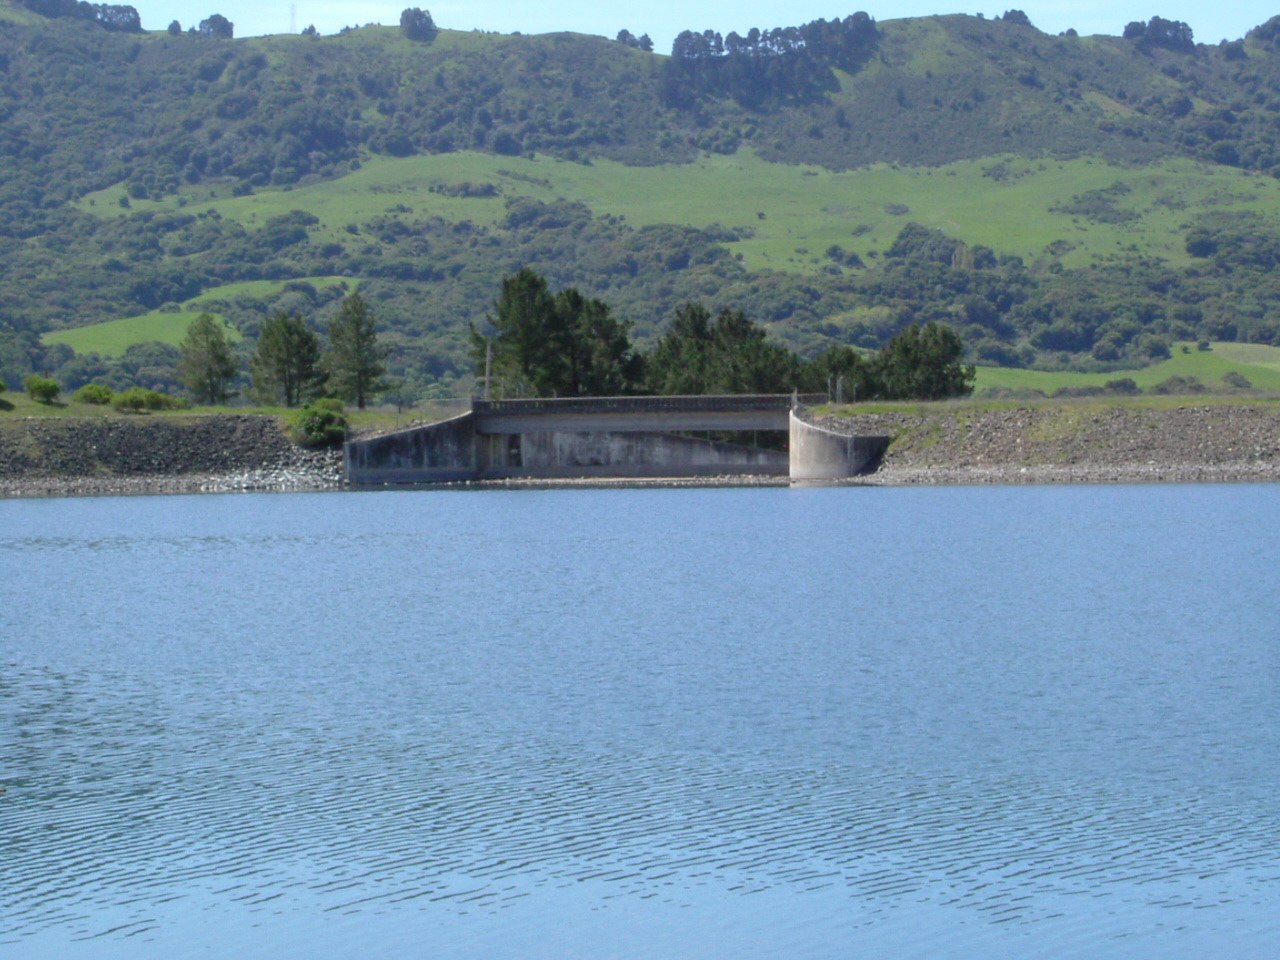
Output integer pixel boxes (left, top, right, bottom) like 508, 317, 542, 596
789, 408, 889, 480
345, 412, 478, 484
481, 430, 788, 479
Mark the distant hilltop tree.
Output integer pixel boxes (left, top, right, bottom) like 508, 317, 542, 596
399, 7, 438, 42
1123, 16, 1195, 52
1000, 10, 1033, 28
198, 13, 234, 39
19, 0, 141, 32
167, 19, 181, 34
616, 29, 654, 51
663, 13, 878, 108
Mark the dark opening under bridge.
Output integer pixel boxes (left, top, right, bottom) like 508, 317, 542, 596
344, 394, 889, 484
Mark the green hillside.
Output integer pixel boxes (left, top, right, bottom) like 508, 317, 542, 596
42, 310, 238, 356
975, 342, 1280, 393
78, 149, 1280, 272
7, 4, 1280, 396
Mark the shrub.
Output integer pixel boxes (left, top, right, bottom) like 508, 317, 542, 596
1150, 375, 1206, 395
24, 374, 60, 403
74, 383, 114, 405
290, 400, 348, 447
1104, 378, 1141, 395
1221, 371, 1253, 390
113, 387, 189, 412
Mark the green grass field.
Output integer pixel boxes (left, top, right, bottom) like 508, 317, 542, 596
974, 342, 1280, 394
39, 277, 351, 356
76, 150, 1280, 273
41, 311, 240, 357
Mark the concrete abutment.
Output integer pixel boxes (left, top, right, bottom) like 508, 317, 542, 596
344, 396, 886, 485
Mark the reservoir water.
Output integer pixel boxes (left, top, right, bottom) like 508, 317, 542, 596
2, 485, 1278, 958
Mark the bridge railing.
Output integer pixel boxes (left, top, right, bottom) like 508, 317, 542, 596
474, 394, 827, 416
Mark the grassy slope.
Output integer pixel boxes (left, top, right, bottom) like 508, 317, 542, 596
39, 277, 350, 354
42, 311, 241, 357
974, 342, 1280, 393
77, 150, 1280, 277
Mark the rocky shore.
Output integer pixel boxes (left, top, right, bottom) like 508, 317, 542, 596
819, 403, 1280, 485
0, 415, 344, 498
2, 403, 1278, 498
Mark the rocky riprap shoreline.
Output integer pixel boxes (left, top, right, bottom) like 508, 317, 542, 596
818, 403, 1280, 485
3, 403, 1279, 498
0, 415, 344, 498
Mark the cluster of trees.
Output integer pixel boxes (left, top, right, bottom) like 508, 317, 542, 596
18, 0, 141, 32
477, 270, 973, 401
399, 8, 437, 43
175, 293, 385, 408
1122, 16, 1195, 52
662, 14, 879, 106
615, 30, 654, 52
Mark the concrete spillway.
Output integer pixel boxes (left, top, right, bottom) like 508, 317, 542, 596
344, 395, 887, 484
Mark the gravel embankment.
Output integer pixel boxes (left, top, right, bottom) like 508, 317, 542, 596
3, 404, 1279, 498
818, 404, 1280, 485
0, 415, 344, 498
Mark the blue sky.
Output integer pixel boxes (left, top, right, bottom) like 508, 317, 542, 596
130, 0, 1273, 48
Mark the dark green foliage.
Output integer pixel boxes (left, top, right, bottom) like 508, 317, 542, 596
19, 0, 141, 32
616, 30, 653, 52
646, 303, 805, 395
73, 382, 114, 404
250, 311, 324, 406
179, 313, 237, 404
399, 8, 438, 43
475, 268, 643, 397
1104, 377, 1140, 395
1221, 370, 1252, 390
24, 374, 60, 403
289, 399, 347, 446
326, 293, 385, 408
1123, 17, 1195, 53
1150, 375, 1206, 395
112, 386, 188, 411
663, 15, 878, 108
869, 322, 975, 400
198, 14, 233, 39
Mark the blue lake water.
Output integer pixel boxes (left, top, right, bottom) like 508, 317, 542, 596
2, 484, 1278, 958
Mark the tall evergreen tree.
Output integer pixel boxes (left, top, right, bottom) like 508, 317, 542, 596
473, 268, 642, 397
250, 311, 323, 407
326, 293, 385, 409
178, 313, 237, 404
646, 303, 802, 394
871, 322, 975, 400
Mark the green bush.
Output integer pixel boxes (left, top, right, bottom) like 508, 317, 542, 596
289, 400, 348, 447
112, 387, 189, 412
73, 383, 115, 405
1150, 375, 1206, 395
24, 374, 61, 403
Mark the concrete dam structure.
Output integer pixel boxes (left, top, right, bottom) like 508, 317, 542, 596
344, 395, 888, 484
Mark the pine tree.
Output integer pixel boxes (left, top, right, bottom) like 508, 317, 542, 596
250, 311, 323, 407
326, 293, 385, 409
179, 313, 237, 405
